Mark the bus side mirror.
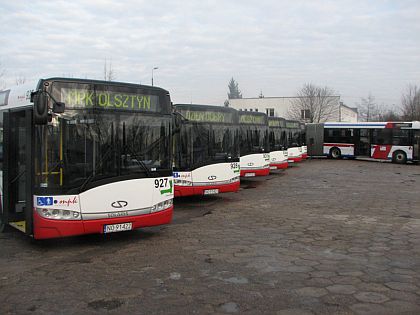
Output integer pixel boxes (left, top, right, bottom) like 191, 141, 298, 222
53, 102, 65, 114
32, 91, 48, 125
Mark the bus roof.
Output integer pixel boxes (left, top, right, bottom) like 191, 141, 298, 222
174, 103, 238, 114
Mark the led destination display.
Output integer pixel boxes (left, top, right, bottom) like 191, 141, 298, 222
179, 109, 235, 124
60, 88, 159, 112
239, 114, 267, 125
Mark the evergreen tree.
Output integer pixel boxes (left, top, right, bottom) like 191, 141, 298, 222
227, 78, 242, 99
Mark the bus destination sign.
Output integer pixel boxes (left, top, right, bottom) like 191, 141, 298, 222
268, 119, 285, 127
182, 110, 234, 123
61, 88, 159, 112
239, 114, 266, 125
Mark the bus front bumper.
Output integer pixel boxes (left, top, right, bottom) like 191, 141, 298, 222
270, 162, 288, 170
174, 181, 240, 197
288, 156, 303, 163
33, 207, 173, 239
240, 167, 270, 177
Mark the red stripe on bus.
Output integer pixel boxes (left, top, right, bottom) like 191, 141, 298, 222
174, 181, 240, 197
371, 145, 392, 159
324, 143, 354, 147
240, 167, 270, 177
33, 207, 173, 239
270, 162, 288, 169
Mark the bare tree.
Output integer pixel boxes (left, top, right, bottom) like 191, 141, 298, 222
401, 84, 420, 121
357, 93, 379, 122
103, 59, 116, 81
288, 83, 338, 123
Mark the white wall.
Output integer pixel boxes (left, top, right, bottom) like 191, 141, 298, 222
228, 97, 358, 122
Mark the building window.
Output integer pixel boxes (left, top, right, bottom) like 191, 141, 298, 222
250, 108, 253, 112
255, 108, 258, 112
265, 108, 274, 117
301, 109, 310, 120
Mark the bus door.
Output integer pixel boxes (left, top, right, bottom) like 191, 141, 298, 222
2, 109, 33, 235
354, 128, 370, 156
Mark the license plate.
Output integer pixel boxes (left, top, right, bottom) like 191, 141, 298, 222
204, 189, 219, 195
244, 173, 255, 177
104, 222, 132, 233
270, 166, 277, 170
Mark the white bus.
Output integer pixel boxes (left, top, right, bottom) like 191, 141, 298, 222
285, 120, 303, 163
172, 104, 240, 197
0, 78, 174, 239
268, 117, 288, 169
306, 121, 420, 163
238, 111, 270, 177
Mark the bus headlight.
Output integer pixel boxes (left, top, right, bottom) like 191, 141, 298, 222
36, 208, 81, 220
151, 199, 173, 213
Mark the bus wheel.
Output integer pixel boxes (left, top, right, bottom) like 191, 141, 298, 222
330, 147, 341, 159
392, 151, 407, 164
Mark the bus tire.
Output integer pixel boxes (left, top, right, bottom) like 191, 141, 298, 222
330, 147, 341, 159
392, 151, 407, 164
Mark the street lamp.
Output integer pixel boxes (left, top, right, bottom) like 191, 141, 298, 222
152, 67, 158, 86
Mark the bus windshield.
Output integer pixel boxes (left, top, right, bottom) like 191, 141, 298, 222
174, 123, 239, 170
34, 109, 171, 194
269, 128, 287, 151
239, 125, 269, 155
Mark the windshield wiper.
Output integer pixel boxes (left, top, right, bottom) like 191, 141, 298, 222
77, 146, 113, 193
122, 145, 152, 177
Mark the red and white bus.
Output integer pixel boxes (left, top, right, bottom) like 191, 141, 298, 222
0, 78, 174, 239
172, 104, 240, 197
238, 111, 270, 177
285, 120, 303, 163
268, 117, 288, 170
306, 121, 420, 163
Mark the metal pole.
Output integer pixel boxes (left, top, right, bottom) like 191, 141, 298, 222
152, 67, 158, 86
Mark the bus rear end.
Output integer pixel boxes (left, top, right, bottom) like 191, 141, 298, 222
239, 112, 270, 177
173, 104, 240, 197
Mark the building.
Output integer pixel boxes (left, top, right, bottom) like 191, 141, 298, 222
228, 96, 358, 122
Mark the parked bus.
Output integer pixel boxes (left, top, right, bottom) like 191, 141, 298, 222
238, 111, 270, 177
306, 121, 420, 164
285, 120, 303, 163
0, 78, 174, 239
268, 117, 288, 169
172, 104, 240, 197
300, 122, 308, 159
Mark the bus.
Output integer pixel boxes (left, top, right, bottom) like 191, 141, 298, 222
300, 122, 308, 159
285, 120, 303, 163
306, 121, 420, 164
0, 78, 174, 239
172, 104, 240, 197
238, 111, 270, 177
268, 117, 288, 170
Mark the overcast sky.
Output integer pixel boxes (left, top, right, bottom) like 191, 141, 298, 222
1, 0, 420, 108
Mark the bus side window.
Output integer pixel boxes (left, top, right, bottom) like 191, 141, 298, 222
393, 129, 409, 145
